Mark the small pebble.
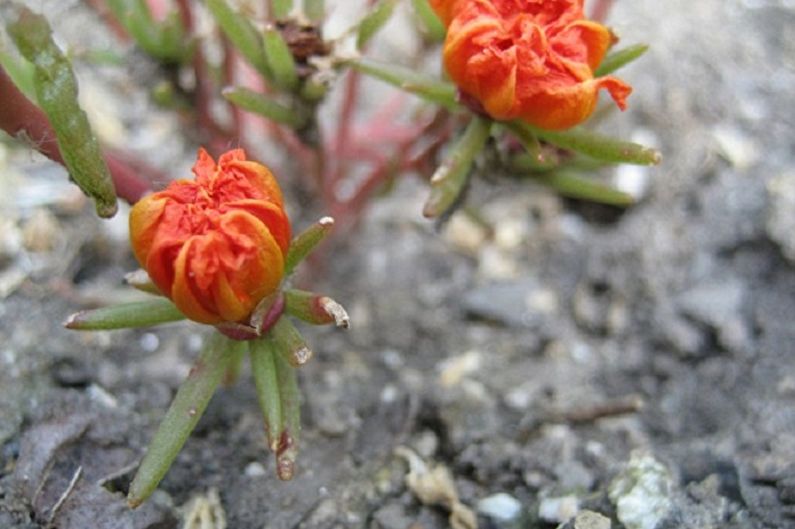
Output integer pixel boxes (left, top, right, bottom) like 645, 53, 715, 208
22, 209, 59, 253
244, 462, 266, 477
608, 452, 673, 529
139, 333, 160, 352
438, 350, 481, 388
538, 495, 579, 523
477, 492, 523, 526
574, 510, 611, 529
444, 213, 488, 254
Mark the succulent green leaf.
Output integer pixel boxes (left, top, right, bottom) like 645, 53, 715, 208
284, 289, 349, 328
357, 0, 398, 50
7, 6, 118, 218
0, 48, 35, 99
269, 318, 312, 367
423, 117, 492, 218
250, 337, 282, 451
272, 0, 294, 18
531, 171, 634, 207
263, 27, 299, 91
64, 298, 185, 330
284, 216, 334, 275
105, 0, 192, 64
504, 122, 561, 172
222, 86, 306, 127
273, 342, 300, 480
207, 0, 271, 77
595, 44, 649, 77
348, 58, 459, 110
411, 0, 446, 42
127, 333, 234, 508
303, 0, 324, 22
514, 121, 661, 166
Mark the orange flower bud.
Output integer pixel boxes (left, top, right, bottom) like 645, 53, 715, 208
129, 148, 291, 325
433, 0, 632, 130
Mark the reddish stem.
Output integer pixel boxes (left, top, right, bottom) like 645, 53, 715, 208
0, 67, 154, 203
590, 0, 616, 22
222, 38, 246, 141
328, 70, 362, 192
173, 0, 193, 30
84, 0, 130, 40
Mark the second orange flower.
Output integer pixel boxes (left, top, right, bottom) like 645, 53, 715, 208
430, 0, 632, 130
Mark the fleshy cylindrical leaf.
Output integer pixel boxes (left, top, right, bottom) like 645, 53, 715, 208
595, 44, 649, 77
222, 86, 306, 128
7, 6, 118, 218
273, 345, 300, 480
530, 171, 634, 207
357, 0, 398, 50
423, 117, 492, 218
411, 0, 446, 42
271, 0, 293, 18
250, 337, 282, 451
348, 58, 458, 110
64, 298, 185, 330
269, 318, 313, 367
128, 333, 233, 508
284, 216, 334, 276
207, 0, 271, 77
303, 0, 324, 21
284, 289, 349, 328
263, 27, 299, 91
527, 123, 662, 166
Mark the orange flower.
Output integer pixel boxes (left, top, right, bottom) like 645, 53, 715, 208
431, 0, 632, 130
129, 148, 291, 324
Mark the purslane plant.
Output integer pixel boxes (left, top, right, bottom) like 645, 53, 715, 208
1, 0, 660, 509
67, 148, 348, 508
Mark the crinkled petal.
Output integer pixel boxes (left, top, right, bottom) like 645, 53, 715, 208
172, 237, 223, 324
226, 198, 291, 255
440, 0, 632, 129
516, 75, 631, 130
128, 193, 167, 266
192, 148, 217, 185
129, 148, 290, 325
225, 159, 286, 208
216, 210, 284, 316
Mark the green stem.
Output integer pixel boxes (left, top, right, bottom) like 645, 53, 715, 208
222, 339, 248, 386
